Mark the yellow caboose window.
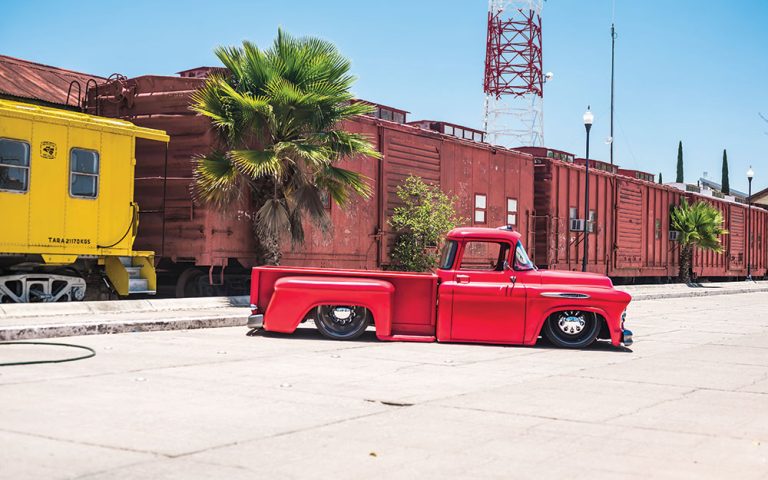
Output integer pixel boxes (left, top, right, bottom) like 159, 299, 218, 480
0, 138, 30, 193
70, 148, 99, 198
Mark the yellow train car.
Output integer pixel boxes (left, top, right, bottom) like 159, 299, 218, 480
0, 99, 169, 302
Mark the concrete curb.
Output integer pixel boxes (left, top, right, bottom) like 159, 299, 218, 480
616, 281, 768, 302
630, 286, 768, 301
0, 295, 250, 319
0, 313, 247, 341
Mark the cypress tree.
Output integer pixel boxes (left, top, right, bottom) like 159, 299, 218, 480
721, 149, 730, 195
659, 172, 663, 184
676, 141, 684, 183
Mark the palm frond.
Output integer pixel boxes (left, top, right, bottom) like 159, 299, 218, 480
316, 165, 372, 205
191, 151, 242, 210
275, 141, 332, 169
311, 130, 381, 160
255, 197, 291, 238
229, 149, 285, 179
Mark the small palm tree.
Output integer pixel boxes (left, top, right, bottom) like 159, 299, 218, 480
191, 29, 379, 264
670, 199, 728, 284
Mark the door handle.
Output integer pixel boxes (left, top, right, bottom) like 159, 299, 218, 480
456, 274, 470, 284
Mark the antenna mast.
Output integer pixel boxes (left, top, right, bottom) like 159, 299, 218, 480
609, 22, 617, 164
483, 0, 545, 147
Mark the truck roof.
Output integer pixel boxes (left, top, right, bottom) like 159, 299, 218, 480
446, 227, 522, 242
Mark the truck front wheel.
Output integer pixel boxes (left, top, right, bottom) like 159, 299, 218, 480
543, 311, 600, 348
315, 305, 370, 340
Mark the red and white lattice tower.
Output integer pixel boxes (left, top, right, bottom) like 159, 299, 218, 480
483, 0, 545, 146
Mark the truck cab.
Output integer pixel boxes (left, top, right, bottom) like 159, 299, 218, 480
248, 227, 632, 349
434, 227, 631, 348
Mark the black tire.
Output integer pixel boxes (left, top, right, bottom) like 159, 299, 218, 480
175, 268, 213, 298
314, 305, 370, 340
542, 310, 600, 349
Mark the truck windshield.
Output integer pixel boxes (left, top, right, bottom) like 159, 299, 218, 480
438, 241, 458, 269
514, 241, 536, 271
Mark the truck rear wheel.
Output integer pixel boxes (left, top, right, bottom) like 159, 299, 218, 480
315, 305, 369, 340
543, 310, 600, 349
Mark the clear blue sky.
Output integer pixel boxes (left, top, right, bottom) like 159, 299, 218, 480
2, 0, 766, 192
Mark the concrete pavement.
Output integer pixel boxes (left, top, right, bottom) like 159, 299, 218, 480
1, 292, 767, 479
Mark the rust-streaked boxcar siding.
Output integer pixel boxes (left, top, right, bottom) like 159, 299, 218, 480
439, 139, 534, 266
612, 177, 684, 278
681, 192, 768, 279
531, 158, 615, 275
529, 155, 734, 279
750, 205, 768, 276
281, 117, 381, 269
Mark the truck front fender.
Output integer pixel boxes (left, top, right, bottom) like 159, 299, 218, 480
263, 276, 395, 337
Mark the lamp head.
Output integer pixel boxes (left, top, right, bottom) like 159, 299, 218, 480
747, 166, 755, 180
583, 107, 594, 126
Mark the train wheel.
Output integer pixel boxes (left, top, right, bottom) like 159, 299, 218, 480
314, 305, 369, 340
543, 310, 600, 349
175, 268, 206, 298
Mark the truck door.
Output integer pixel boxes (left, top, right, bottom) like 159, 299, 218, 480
449, 240, 526, 343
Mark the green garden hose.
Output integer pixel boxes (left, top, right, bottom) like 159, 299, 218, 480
0, 341, 96, 366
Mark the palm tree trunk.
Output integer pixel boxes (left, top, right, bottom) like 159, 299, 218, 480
256, 231, 281, 266
252, 177, 282, 266
679, 244, 693, 285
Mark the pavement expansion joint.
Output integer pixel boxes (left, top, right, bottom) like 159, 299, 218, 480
0, 427, 169, 458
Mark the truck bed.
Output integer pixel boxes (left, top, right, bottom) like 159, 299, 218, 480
251, 266, 438, 336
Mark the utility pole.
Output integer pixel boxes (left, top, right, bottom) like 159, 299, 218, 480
610, 23, 617, 165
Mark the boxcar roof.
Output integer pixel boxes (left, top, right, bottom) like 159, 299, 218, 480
0, 54, 105, 107
0, 98, 169, 142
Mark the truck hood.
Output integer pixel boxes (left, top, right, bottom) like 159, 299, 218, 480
536, 270, 614, 288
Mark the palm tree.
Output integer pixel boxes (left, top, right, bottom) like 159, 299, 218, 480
190, 29, 379, 264
670, 199, 728, 284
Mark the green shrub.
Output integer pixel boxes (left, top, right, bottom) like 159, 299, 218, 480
388, 176, 465, 272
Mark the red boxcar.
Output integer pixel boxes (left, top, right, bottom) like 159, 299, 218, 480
88, 75, 534, 294
525, 150, 683, 277
680, 188, 768, 279
518, 147, 767, 281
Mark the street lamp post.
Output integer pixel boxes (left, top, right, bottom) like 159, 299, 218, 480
582, 107, 594, 273
747, 166, 754, 281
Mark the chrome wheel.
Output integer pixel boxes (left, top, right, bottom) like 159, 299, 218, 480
315, 305, 369, 340
543, 310, 600, 349
557, 311, 586, 335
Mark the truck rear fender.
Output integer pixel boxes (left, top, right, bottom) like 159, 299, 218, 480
262, 276, 395, 336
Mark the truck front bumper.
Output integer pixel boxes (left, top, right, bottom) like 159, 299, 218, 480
247, 313, 264, 329
621, 329, 633, 347
620, 310, 633, 347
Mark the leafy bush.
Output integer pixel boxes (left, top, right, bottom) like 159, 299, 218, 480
388, 176, 465, 272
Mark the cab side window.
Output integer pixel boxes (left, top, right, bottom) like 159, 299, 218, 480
70, 148, 99, 198
0, 138, 30, 192
459, 241, 510, 271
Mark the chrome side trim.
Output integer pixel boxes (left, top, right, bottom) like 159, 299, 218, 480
540, 292, 591, 299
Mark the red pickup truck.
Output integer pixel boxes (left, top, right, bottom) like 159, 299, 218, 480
248, 227, 632, 349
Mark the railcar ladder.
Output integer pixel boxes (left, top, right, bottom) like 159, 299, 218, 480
105, 255, 156, 296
